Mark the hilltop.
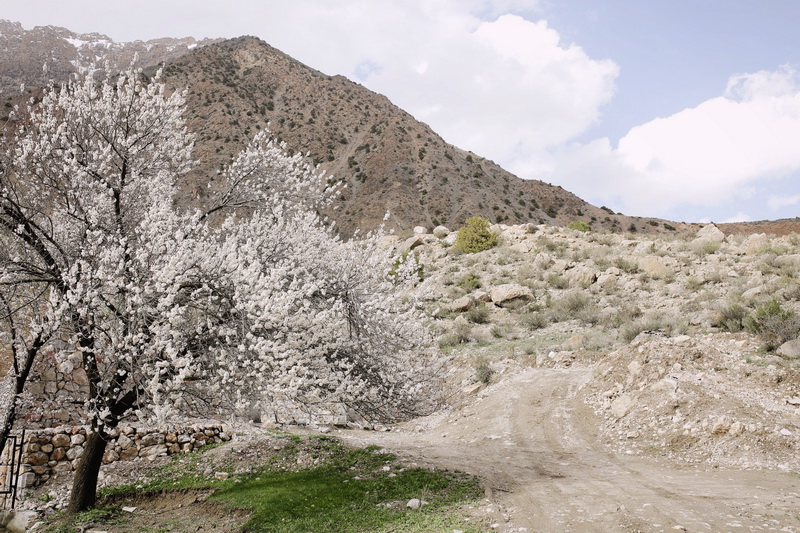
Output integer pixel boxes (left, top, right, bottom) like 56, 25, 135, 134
0, 22, 692, 235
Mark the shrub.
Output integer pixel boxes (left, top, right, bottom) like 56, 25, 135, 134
567, 220, 591, 232
520, 312, 548, 331
744, 300, 800, 351
717, 303, 748, 332
453, 217, 498, 254
458, 273, 482, 292
614, 257, 639, 274
466, 304, 490, 324
474, 356, 495, 384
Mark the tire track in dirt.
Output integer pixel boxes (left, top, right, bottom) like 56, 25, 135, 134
338, 366, 800, 532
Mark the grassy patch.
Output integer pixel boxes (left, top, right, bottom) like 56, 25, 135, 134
51, 436, 483, 533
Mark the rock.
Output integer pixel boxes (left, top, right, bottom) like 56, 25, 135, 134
728, 421, 744, 437
140, 444, 168, 459
490, 284, 533, 306
397, 235, 425, 255
50, 447, 67, 461
406, 498, 422, 509
449, 296, 474, 313
66, 445, 84, 461
711, 417, 731, 435
610, 394, 635, 418
214, 472, 230, 481
432, 225, 450, 238
51, 434, 70, 448
564, 266, 597, 288
413, 226, 427, 235
777, 339, 800, 359
463, 383, 483, 395
25, 451, 49, 466
70, 433, 85, 446
140, 432, 166, 447
561, 334, 587, 351
638, 256, 672, 279
116, 433, 133, 449
509, 241, 533, 254
740, 233, 769, 255
118, 447, 139, 461
696, 224, 725, 242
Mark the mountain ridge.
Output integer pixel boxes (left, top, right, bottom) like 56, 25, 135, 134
1, 21, 797, 236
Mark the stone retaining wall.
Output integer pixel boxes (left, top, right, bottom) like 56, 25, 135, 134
17, 423, 231, 488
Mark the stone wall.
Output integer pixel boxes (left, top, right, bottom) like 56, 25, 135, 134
17, 423, 231, 488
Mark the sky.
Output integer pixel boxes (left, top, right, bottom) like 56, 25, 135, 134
3, 0, 800, 224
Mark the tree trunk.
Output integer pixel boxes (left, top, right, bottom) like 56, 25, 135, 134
67, 430, 109, 513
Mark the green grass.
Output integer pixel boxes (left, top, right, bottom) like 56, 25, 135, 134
55, 435, 484, 533
210, 442, 483, 532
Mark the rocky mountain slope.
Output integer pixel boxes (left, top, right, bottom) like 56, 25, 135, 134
403, 222, 800, 474
0, 19, 221, 96
0, 22, 692, 235
155, 36, 691, 235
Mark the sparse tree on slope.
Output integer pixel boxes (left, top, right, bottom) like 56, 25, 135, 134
0, 66, 436, 512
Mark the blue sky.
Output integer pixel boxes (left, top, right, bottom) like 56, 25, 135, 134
3, 0, 800, 223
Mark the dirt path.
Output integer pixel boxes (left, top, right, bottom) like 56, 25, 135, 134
337, 367, 800, 532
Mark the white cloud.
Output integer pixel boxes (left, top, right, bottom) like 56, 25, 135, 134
549, 65, 800, 218
768, 193, 800, 210
242, 2, 618, 167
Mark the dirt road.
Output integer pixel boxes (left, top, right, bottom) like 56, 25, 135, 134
338, 367, 800, 532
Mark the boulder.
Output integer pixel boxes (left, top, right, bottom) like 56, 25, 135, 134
564, 266, 597, 288
610, 394, 635, 418
432, 225, 450, 238
509, 241, 533, 254
449, 296, 474, 313
638, 256, 672, 279
397, 235, 425, 255
696, 224, 725, 242
490, 284, 533, 306
777, 339, 800, 359
740, 233, 769, 255
412, 226, 427, 235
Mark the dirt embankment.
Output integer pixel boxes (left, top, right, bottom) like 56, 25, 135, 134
339, 364, 800, 532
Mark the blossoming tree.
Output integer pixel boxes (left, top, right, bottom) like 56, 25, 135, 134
0, 66, 436, 512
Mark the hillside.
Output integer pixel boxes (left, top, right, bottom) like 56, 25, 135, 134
15, 222, 800, 531
157, 36, 688, 235
0, 21, 687, 236
0, 19, 221, 95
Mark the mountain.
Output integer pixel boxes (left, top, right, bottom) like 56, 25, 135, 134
0, 20, 221, 96
156, 36, 686, 235
5, 21, 787, 236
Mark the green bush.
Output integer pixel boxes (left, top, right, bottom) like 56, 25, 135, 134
717, 303, 748, 332
474, 356, 495, 384
453, 217, 498, 254
458, 273, 482, 292
744, 300, 800, 351
567, 220, 591, 232
466, 304, 490, 324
